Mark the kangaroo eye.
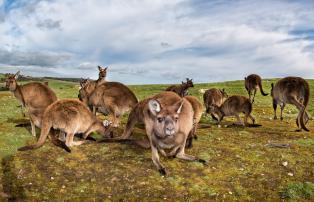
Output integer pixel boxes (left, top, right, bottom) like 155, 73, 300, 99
157, 117, 164, 123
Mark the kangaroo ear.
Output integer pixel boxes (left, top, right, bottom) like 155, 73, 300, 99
14, 71, 20, 79
222, 88, 225, 92
176, 100, 184, 114
244, 77, 247, 80
104, 66, 108, 71
98, 66, 102, 71
148, 99, 161, 116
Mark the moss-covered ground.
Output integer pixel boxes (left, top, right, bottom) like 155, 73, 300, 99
0, 77, 313, 201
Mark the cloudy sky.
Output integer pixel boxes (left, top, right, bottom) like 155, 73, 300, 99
0, 0, 314, 84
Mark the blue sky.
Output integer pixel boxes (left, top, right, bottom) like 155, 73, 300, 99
0, 0, 314, 84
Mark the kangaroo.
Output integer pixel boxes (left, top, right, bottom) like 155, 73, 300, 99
18, 99, 112, 152
100, 92, 207, 175
165, 78, 194, 97
244, 74, 268, 103
5, 71, 57, 136
271, 77, 310, 131
210, 95, 255, 126
184, 96, 203, 148
203, 88, 228, 121
79, 80, 138, 127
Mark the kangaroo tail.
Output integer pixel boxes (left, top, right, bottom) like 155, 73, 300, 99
98, 138, 150, 149
258, 80, 268, 96
18, 120, 51, 151
300, 82, 310, 132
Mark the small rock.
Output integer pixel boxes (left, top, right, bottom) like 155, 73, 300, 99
288, 172, 294, 176
218, 125, 221, 128
62, 185, 66, 189
29, 182, 32, 185
269, 117, 273, 120
239, 168, 244, 171
224, 125, 228, 128
282, 162, 288, 167
228, 191, 233, 195
50, 177, 54, 180
261, 173, 265, 176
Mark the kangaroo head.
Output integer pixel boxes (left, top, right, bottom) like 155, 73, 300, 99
148, 99, 184, 139
220, 88, 228, 99
186, 78, 194, 87
209, 104, 223, 120
98, 66, 108, 80
5, 71, 20, 91
78, 79, 94, 103
79, 78, 89, 88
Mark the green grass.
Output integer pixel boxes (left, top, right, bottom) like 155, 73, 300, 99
0, 77, 313, 201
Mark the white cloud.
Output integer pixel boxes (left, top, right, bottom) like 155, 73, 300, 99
0, 0, 314, 84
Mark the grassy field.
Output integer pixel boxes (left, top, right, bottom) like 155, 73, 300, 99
0, 76, 313, 201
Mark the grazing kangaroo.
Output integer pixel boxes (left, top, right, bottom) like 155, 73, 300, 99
18, 99, 112, 152
210, 95, 255, 126
5, 71, 57, 136
165, 78, 194, 97
271, 77, 310, 131
100, 92, 207, 175
203, 88, 228, 121
184, 95, 203, 148
244, 74, 268, 103
79, 80, 138, 127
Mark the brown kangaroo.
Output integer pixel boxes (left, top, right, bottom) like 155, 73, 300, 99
271, 77, 310, 131
244, 74, 268, 103
5, 71, 57, 136
203, 88, 228, 121
210, 95, 255, 126
183, 95, 203, 148
165, 78, 194, 97
79, 80, 138, 127
18, 99, 112, 152
100, 92, 207, 175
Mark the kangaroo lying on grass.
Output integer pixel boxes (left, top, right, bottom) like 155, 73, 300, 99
100, 92, 207, 175
271, 77, 310, 132
18, 99, 112, 152
184, 95, 203, 148
79, 80, 138, 127
203, 88, 228, 121
210, 95, 255, 126
5, 71, 57, 136
244, 74, 268, 103
165, 78, 194, 97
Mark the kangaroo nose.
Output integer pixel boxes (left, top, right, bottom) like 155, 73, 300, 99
165, 126, 175, 136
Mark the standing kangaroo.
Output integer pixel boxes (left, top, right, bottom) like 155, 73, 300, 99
210, 95, 255, 126
100, 92, 207, 175
5, 71, 57, 136
18, 99, 112, 152
79, 80, 138, 127
203, 88, 228, 121
271, 77, 310, 132
165, 78, 194, 97
244, 74, 268, 103
184, 95, 203, 148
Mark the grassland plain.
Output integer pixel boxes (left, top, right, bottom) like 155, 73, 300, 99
0, 76, 313, 201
